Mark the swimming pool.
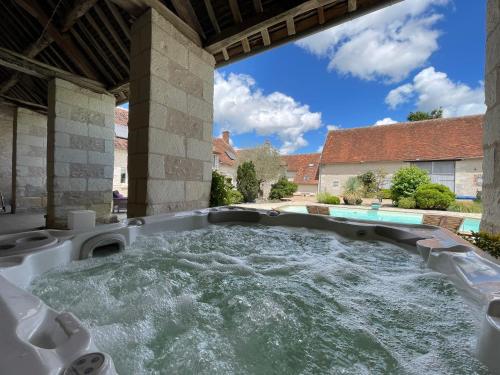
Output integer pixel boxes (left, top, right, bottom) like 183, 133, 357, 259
281, 206, 481, 232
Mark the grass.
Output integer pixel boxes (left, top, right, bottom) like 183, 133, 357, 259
447, 200, 482, 213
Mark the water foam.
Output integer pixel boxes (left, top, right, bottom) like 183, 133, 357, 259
29, 225, 489, 374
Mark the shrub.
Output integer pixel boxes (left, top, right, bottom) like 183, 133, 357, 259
447, 200, 482, 213
210, 171, 236, 207
342, 177, 363, 205
414, 183, 455, 210
390, 166, 430, 203
227, 189, 244, 204
358, 171, 377, 196
237, 161, 259, 202
377, 189, 392, 200
317, 192, 340, 205
397, 197, 416, 209
469, 232, 500, 258
269, 177, 298, 200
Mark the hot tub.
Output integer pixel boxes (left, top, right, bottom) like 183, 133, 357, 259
0, 207, 499, 374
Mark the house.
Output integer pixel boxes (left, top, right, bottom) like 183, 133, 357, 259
319, 115, 484, 198
282, 153, 320, 195
212, 131, 238, 183
113, 107, 129, 197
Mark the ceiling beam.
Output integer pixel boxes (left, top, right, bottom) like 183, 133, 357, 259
253, 0, 263, 13
241, 37, 250, 53
261, 28, 271, 46
203, 0, 221, 34
206, 0, 337, 53
348, 0, 357, 12
0, 95, 47, 111
286, 17, 296, 35
61, 0, 99, 32
171, 0, 206, 39
228, 0, 243, 23
104, 0, 131, 40
15, 0, 101, 80
317, 6, 325, 24
0, 47, 107, 93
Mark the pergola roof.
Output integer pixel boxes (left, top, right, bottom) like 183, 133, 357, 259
0, 0, 399, 111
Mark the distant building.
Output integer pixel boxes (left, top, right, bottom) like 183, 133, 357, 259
113, 107, 129, 197
282, 153, 320, 195
319, 115, 484, 198
212, 131, 238, 183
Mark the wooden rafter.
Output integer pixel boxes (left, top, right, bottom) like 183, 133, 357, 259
61, 0, 99, 32
171, 0, 206, 39
286, 16, 296, 35
253, 0, 263, 13
203, 0, 221, 34
104, 0, 131, 40
94, 4, 129, 57
318, 6, 325, 24
0, 47, 106, 93
241, 37, 250, 53
228, 0, 243, 24
348, 0, 357, 12
15, 0, 101, 80
261, 28, 271, 46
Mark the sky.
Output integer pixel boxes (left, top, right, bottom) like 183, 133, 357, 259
122, 0, 487, 155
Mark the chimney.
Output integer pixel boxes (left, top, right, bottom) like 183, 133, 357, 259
222, 130, 230, 144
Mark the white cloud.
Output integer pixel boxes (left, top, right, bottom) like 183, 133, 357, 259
295, 0, 448, 82
326, 124, 340, 131
317, 145, 324, 153
386, 67, 486, 117
214, 72, 323, 154
374, 117, 397, 126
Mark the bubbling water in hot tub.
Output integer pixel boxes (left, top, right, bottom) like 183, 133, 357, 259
29, 225, 489, 374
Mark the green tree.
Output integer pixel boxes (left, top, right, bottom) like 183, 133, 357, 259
210, 171, 243, 207
237, 161, 259, 202
407, 108, 443, 122
390, 166, 431, 203
269, 177, 298, 200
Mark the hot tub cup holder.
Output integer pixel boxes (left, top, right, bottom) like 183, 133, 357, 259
64, 352, 115, 375
15, 235, 49, 244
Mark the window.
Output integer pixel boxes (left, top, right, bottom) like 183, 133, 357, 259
212, 154, 219, 169
120, 168, 126, 184
412, 160, 455, 191
332, 181, 339, 187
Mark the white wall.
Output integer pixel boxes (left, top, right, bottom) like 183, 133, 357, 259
455, 158, 483, 197
113, 147, 128, 196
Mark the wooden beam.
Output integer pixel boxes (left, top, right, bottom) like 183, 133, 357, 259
221, 47, 229, 61
241, 37, 250, 53
105, 0, 131, 40
228, 0, 243, 23
15, 0, 101, 80
203, 0, 221, 34
171, 0, 206, 39
0, 47, 107, 93
348, 0, 357, 12
261, 28, 270, 46
61, 0, 99, 32
94, 4, 129, 57
0, 95, 47, 111
206, 0, 337, 53
253, 0, 263, 13
318, 6, 325, 24
286, 16, 296, 35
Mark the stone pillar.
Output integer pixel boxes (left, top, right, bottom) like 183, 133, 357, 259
0, 104, 14, 209
12, 108, 47, 213
46, 78, 115, 228
482, 0, 500, 233
128, 8, 215, 217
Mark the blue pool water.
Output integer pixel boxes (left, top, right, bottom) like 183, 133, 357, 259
281, 206, 480, 232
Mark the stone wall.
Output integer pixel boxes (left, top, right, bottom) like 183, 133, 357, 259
46, 78, 115, 228
128, 8, 215, 217
455, 158, 483, 197
12, 108, 47, 212
482, 0, 500, 233
0, 105, 13, 208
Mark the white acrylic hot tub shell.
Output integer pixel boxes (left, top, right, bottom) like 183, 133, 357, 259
0, 207, 499, 374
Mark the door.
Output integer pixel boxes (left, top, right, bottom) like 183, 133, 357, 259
412, 161, 455, 192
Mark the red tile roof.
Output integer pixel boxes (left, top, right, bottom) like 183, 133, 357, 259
282, 153, 320, 185
115, 107, 128, 126
114, 138, 128, 150
213, 137, 238, 166
321, 115, 484, 165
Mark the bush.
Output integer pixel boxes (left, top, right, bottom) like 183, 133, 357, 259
210, 171, 238, 207
414, 183, 455, 210
227, 189, 244, 204
377, 189, 392, 200
342, 177, 363, 205
358, 171, 377, 196
390, 166, 430, 203
397, 197, 416, 209
237, 161, 259, 202
317, 192, 341, 205
447, 200, 482, 213
469, 232, 500, 258
269, 177, 298, 200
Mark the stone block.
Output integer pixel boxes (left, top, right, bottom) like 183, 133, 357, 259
88, 178, 112, 192
187, 94, 212, 122
88, 124, 114, 139
488, 0, 500, 36
147, 179, 184, 204
70, 133, 105, 152
70, 163, 105, 178
88, 111, 106, 126
487, 25, 500, 75
188, 51, 215, 82
149, 154, 165, 178
53, 162, 70, 177
203, 162, 212, 181
53, 177, 87, 192
88, 150, 113, 165
187, 138, 211, 161
164, 155, 203, 180
186, 181, 210, 201
54, 118, 88, 136
168, 61, 203, 97
54, 147, 87, 163
149, 128, 185, 157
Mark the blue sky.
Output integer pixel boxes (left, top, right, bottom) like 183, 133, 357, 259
121, 0, 486, 155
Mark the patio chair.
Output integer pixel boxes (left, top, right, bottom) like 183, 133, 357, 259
306, 205, 330, 216
112, 190, 127, 213
422, 214, 464, 233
